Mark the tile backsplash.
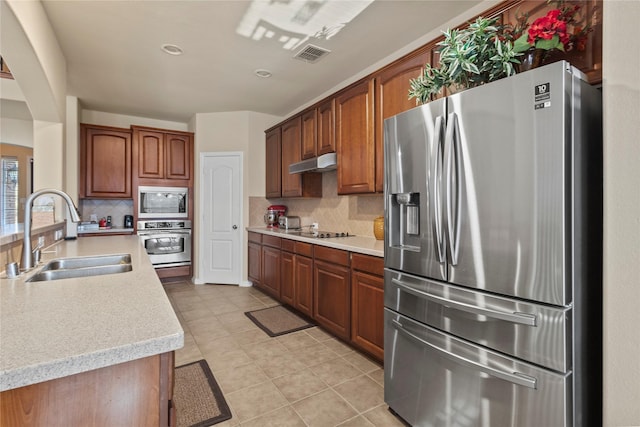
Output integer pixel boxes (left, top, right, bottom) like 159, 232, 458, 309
79, 199, 134, 226
249, 171, 384, 238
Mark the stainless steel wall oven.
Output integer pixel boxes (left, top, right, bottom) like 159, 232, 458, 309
137, 220, 191, 268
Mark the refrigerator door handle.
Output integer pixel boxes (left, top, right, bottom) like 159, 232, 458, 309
391, 278, 537, 326
430, 115, 445, 263
444, 112, 462, 265
390, 318, 538, 389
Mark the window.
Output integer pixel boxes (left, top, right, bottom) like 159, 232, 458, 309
1, 157, 19, 226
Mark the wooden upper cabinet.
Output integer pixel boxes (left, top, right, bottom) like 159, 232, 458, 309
336, 78, 376, 195
317, 99, 335, 155
133, 126, 193, 184
281, 116, 303, 197
80, 124, 132, 198
301, 109, 317, 159
137, 129, 164, 179
374, 48, 431, 192
165, 133, 191, 180
265, 127, 282, 198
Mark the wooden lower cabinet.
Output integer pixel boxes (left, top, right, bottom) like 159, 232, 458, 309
248, 242, 262, 286
314, 258, 351, 341
260, 236, 280, 299
280, 251, 295, 306
351, 254, 384, 360
1, 352, 175, 427
294, 254, 314, 318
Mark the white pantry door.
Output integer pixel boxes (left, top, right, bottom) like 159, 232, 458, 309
200, 152, 243, 284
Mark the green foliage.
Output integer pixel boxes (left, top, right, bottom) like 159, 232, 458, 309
409, 17, 522, 104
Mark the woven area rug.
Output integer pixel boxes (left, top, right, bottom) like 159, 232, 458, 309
245, 305, 314, 337
174, 359, 231, 427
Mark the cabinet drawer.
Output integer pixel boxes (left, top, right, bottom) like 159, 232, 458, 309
295, 241, 313, 257
351, 253, 383, 276
262, 235, 281, 248
281, 239, 295, 252
314, 245, 349, 266
248, 232, 262, 244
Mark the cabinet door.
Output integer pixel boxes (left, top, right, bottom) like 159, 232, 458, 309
374, 48, 431, 192
351, 270, 384, 360
301, 109, 317, 160
136, 129, 164, 179
81, 125, 132, 198
265, 128, 282, 198
281, 251, 295, 306
314, 259, 351, 340
317, 99, 335, 155
281, 116, 303, 197
336, 79, 375, 194
165, 133, 191, 180
294, 255, 314, 318
262, 246, 281, 298
248, 242, 262, 286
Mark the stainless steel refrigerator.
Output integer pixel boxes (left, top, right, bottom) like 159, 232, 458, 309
383, 61, 602, 427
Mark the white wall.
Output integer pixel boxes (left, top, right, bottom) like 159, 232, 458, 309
0, 118, 33, 147
2, 0, 66, 123
192, 111, 281, 284
602, 2, 640, 426
81, 109, 189, 132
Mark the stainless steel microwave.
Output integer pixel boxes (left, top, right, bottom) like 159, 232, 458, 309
138, 186, 188, 219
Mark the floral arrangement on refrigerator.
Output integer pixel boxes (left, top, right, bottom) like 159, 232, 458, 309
409, 0, 596, 104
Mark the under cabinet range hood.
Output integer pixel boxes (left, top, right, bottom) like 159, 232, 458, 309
289, 152, 337, 174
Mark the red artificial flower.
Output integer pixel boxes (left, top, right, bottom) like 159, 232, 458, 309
527, 9, 570, 48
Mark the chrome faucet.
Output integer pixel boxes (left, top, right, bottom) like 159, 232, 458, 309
21, 189, 81, 271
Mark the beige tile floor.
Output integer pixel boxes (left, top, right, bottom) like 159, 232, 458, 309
163, 280, 406, 427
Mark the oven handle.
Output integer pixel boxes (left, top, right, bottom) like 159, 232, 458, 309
390, 318, 538, 389
138, 230, 191, 237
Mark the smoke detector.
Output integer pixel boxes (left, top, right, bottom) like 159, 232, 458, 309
293, 44, 331, 63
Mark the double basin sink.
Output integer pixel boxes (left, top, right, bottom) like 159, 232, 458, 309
26, 254, 132, 282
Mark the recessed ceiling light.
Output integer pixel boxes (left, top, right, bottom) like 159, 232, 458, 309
161, 44, 183, 55
254, 69, 272, 78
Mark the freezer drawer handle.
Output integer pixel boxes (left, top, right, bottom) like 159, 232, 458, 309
392, 278, 537, 326
390, 319, 538, 389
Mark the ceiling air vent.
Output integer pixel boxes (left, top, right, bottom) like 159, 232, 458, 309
293, 44, 331, 63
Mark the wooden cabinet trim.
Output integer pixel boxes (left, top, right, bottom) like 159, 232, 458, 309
314, 245, 350, 266
262, 234, 281, 249
248, 232, 262, 244
294, 241, 313, 257
281, 238, 295, 253
351, 253, 384, 278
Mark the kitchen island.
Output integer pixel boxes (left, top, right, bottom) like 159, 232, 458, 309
0, 235, 184, 426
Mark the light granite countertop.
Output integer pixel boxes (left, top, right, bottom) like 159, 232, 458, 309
247, 227, 384, 258
0, 235, 184, 392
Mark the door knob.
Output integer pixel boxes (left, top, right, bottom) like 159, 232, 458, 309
232, 225, 238, 229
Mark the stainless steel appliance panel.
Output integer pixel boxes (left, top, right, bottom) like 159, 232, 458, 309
385, 268, 571, 371
384, 98, 447, 281
444, 64, 572, 306
384, 309, 570, 427
138, 229, 191, 267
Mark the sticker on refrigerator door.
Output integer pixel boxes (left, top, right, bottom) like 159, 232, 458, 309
534, 83, 551, 109
535, 83, 551, 101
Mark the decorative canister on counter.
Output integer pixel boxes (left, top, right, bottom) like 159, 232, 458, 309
373, 216, 384, 240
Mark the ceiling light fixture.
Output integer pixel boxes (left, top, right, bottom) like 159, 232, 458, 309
161, 44, 183, 55
254, 69, 273, 78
